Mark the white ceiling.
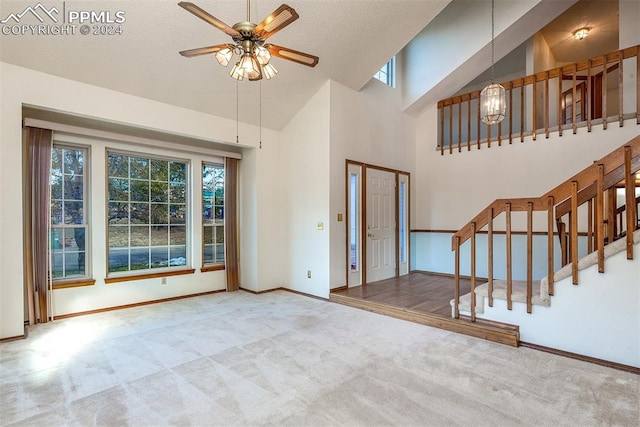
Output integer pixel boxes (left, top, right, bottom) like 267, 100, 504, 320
0, 0, 450, 130
540, 0, 619, 63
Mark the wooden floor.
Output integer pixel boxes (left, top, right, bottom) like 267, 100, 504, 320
330, 272, 520, 347
332, 271, 472, 317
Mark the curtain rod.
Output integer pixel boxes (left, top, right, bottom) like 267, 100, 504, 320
23, 118, 243, 160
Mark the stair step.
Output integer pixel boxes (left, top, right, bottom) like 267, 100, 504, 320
451, 229, 640, 318
451, 280, 551, 315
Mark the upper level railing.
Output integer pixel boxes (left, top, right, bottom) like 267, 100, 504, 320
437, 45, 640, 155
450, 135, 640, 321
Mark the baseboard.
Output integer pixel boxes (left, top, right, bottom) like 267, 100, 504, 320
0, 333, 26, 343
330, 285, 348, 292
411, 270, 489, 282
53, 289, 227, 320
281, 288, 328, 301
239, 287, 284, 295
240, 286, 328, 301
520, 342, 640, 375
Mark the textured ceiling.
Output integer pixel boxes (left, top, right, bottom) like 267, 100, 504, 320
540, 0, 619, 63
0, 0, 450, 130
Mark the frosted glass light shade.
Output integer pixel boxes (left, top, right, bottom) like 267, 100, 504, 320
230, 62, 244, 80
254, 46, 271, 65
215, 48, 233, 67
262, 63, 278, 80
239, 54, 262, 80
480, 83, 506, 125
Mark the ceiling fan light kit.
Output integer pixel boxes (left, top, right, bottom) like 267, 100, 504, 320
178, 1, 318, 81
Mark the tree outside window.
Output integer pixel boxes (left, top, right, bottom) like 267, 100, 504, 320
202, 163, 224, 265
107, 152, 189, 273
50, 145, 88, 279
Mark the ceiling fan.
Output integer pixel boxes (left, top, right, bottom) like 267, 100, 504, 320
178, 1, 319, 81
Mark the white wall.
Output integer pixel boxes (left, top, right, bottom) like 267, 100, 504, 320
279, 81, 331, 298
0, 62, 283, 339
402, 0, 577, 114
414, 106, 640, 231
528, 32, 558, 129
478, 239, 640, 368
413, 104, 639, 277
403, 0, 538, 108
620, 0, 640, 116
329, 79, 417, 290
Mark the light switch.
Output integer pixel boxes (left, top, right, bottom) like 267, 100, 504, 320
337, 213, 343, 222
317, 221, 324, 230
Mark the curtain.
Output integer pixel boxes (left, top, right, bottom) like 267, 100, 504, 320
224, 157, 240, 291
24, 127, 53, 323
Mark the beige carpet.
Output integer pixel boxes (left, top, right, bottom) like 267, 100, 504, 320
1, 290, 638, 426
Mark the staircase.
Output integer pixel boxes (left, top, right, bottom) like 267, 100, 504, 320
454, 228, 640, 316
449, 135, 640, 368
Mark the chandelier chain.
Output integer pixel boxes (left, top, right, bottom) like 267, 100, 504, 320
491, 0, 495, 84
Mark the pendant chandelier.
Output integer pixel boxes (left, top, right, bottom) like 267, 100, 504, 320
480, 0, 506, 125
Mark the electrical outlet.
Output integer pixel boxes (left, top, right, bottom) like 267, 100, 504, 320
161, 277, 167, 285
307, 270, 311, 279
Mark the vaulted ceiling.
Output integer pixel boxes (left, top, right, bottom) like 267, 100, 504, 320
0, 0, 620, 131
0, 0, 450, 130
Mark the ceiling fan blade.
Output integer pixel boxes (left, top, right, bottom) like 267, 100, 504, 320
266, 44, 319, 67
178, 2, 239, 37
179, 44, 231, 58
255, 4, 299, 40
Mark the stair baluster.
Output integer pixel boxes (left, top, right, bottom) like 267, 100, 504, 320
449, 135, 640, 321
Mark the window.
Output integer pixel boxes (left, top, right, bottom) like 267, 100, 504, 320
374, 57, 395, 88
50, 145, 89, 280
349, 173, 359, 271
107, 152, 188, 273
399, 180, 407, 264
202, 163, 225, 265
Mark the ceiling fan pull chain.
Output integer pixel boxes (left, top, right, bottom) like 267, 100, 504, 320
259, 79, 263, 149
236, 78, 239, 144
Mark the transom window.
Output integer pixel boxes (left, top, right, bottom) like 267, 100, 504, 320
374, 57, 395, 88
107, 152, 189, 273
202, 163, 225, 265
50, 144, 89, 280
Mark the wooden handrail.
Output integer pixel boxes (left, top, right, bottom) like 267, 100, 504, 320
438, 46, 639, 108
554, 158, 640, 219
452, 135, 640, 249
451, 135, 640, 321
438, 45, 640, 153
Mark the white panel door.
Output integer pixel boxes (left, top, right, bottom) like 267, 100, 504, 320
366, 169, 396, 283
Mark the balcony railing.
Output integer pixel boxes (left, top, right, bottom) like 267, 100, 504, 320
437, 45, 640, 155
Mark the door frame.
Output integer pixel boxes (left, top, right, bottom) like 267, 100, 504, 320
345, 160, 410, 287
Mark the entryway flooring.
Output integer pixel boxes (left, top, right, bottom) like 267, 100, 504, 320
331, 271, 472, 317
330, 272, 520, 346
